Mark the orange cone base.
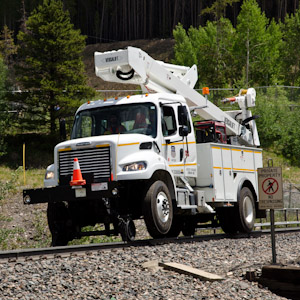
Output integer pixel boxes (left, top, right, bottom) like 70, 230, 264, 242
70, 179, 86, 186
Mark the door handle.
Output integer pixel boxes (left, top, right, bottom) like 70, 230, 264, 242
180, 148, 184, 161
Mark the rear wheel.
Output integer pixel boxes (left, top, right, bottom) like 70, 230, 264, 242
237, 187, 256, 233
217, 187, 256, 234
143, 181, 173, 238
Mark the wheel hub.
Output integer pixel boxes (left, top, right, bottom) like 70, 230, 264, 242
156, 191, 170, 223
243, 195, 254, 225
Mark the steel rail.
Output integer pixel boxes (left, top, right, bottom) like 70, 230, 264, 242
0, 227, 299, 263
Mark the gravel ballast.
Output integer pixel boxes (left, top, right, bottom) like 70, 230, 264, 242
0, 231, 299, 299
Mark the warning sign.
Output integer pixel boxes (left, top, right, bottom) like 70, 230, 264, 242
258, 167, 283, 209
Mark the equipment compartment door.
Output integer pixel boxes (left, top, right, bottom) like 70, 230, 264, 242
222, 147, 234, 200
211, 146, 225, 200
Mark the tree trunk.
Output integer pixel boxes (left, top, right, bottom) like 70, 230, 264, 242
50, 103, 56, 135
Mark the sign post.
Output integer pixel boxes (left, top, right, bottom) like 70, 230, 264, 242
258, 165, 283, 264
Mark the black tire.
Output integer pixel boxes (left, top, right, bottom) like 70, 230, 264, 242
216, 207, 239, 234
217, 187, 256, 234
119, 219, 136, 242
165, 215, 182, 237
47, 202, 75, 246
182, 221, 196, 236
237, 187, 256, 233
143, 180, 173, 238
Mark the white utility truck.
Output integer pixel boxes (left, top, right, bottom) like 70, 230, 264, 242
23, 47, 264, 246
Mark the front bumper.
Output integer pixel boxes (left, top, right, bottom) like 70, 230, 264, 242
23, 182, 119, 205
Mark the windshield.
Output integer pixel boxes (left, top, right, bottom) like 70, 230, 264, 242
71, 102, 157, 139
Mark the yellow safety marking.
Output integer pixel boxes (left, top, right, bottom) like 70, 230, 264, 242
212, 146, 221, 149
233, 168, 255, 172
96, 144, 110, 148
213, 166, 255, 172
222, 148, 230, 151
117, 142, 139, 147
231, 149, 254, 153
162, 141, 196, 146
169, 163, 197, 167
254, 151, 262, 154
58, 147, 72, 152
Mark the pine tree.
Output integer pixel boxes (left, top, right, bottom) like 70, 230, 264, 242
173, 24, 197, 68
0, 57, 8, 156
16, 0, 94, 134
233, 0, 282, 87
281, 8, 300, 87
0, 25, 18, 87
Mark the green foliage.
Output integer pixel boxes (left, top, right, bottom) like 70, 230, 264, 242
0, 57, 8, 157
0, 227, 25, 250
173, 24, 197, 68
234, 0, 282, 86
202, 0, 240, 20
254, 88, 300, 164
68, 224, 121, 245
281, 9, 300, 87
16, 0, 95, 134
173, 19, 235, 88
173, 0, 282, 88
0, 167, 22, 201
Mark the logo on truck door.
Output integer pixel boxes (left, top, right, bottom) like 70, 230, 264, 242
171, 146, 176, 158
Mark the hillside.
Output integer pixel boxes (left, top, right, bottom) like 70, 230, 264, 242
83, 39, 175, 91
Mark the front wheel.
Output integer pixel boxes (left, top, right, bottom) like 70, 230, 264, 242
143, 180, 173, 238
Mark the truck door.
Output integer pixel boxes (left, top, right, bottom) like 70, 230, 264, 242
161, 104, 197, 178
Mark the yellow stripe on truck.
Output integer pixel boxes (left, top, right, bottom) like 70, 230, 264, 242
118, 142, 140, 147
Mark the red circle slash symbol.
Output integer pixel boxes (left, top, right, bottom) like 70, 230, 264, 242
262, 178, 279, 195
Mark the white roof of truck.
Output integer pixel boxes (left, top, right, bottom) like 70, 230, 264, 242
76, 92, 186, 114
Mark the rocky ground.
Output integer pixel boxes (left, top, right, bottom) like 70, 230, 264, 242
1, 232, 300, 299
1, 191, 300, 299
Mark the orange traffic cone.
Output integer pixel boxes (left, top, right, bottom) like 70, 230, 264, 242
70, 158, 86, 186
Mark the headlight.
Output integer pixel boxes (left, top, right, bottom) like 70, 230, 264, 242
45, 171, 55, 180
123, 162, 147, 172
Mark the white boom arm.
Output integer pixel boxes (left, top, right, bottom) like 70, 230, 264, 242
94, 46, 260, 146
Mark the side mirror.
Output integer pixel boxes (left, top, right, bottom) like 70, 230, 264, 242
179, 125, 189, 137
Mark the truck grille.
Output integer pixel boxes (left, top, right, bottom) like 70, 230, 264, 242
58, 146, 111, 184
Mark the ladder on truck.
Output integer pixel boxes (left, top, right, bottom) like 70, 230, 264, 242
94, 46, 260, 147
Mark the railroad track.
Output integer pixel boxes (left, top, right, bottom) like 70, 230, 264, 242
1, 226, 299, 263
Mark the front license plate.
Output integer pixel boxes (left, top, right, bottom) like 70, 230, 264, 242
91, 182, 108, 191
75, 188, 86, 198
